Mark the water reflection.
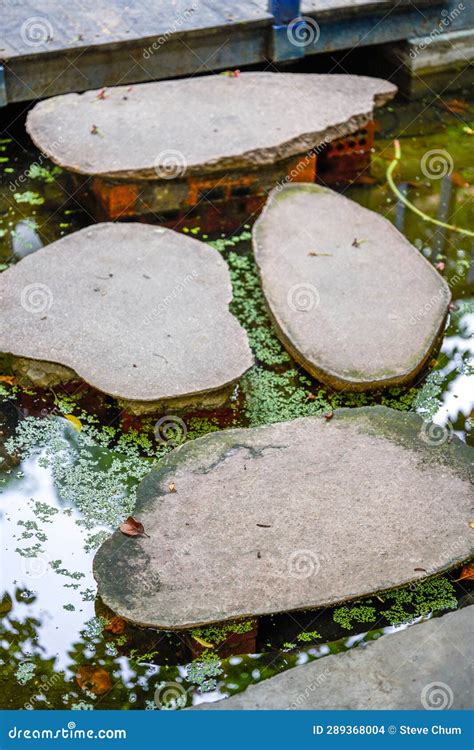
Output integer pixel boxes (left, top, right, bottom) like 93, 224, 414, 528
0, 93, 473, 710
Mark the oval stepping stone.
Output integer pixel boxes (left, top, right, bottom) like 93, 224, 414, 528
93, 406, 473, 629
0, 223, 252, 411
194, 606, 474, 710
25, 74, 396, 179
253, 184, 450, 390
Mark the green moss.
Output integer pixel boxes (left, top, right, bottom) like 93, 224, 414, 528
333, 605, 378, 630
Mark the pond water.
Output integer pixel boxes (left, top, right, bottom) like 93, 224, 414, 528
0, 92, 473, 710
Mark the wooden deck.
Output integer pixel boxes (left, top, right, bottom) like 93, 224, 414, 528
1, 0, 472, 105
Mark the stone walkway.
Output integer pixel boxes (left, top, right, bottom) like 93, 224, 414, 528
26, 74, 396, 179
93, 407, 473, 629
194, 606, 473, 709
0, 223, 252, 412
253, 184, 450, 391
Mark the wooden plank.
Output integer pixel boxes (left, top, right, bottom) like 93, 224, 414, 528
3, 24, 267, 102
1, 0, 270, 60
1, 0, 471, 104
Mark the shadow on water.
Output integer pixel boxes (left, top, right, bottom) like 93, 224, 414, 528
0, 91, 473, 709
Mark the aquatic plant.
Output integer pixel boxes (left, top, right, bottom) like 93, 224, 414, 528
380, 578, 457, 625
386, 140, 474, 237
333, 605, 378, 630
296, 630, 322, 643
186, 658, 223, 693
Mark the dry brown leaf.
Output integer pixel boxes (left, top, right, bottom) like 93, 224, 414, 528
119, 516, 149, 537
76, 666, 112, 695
104, 616, 126, 635
168, 482, 177, 493
458, 564, 474, 581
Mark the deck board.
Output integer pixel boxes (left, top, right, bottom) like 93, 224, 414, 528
1, 0, 469, 105
1, 0, 269, 60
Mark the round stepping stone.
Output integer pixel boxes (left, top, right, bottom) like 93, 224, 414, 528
253, 184, 451, 391
93, 407, 473, 629
25, 74, 396, 178
0, 223, 252, 412
194, 606, 473, 710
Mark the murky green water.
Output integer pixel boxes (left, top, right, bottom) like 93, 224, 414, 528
0, 93, 473, 710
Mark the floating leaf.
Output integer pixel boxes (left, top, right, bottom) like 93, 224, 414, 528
64, 414, 82, 431
119, 516, 149, 537
0, 375, 16, 385
104, 616, 126, 634
458, 564, 474, 581
192, 635, 214, 649
76, 666, 112, 695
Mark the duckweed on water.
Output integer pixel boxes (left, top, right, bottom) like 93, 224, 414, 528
332, 577, 458, 630
3, 415, 155, 547
191, 619, 256, 646
380, 578, 458, 625
333, 605, 378, 631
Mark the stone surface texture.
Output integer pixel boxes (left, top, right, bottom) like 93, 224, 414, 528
253, 184, 450, 391
0, 223, 252, 408
93, 407, 473, 629
26, 74, 396, 179
194, 606, 473, 709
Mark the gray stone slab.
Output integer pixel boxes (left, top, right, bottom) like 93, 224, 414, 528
0, 223, 252, 410
93, 406, 473, 629
194, 606, 474, 710
253, 184, 450, 391
25, 74, 396, 180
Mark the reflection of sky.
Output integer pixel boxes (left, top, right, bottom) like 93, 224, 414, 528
433, 304, 474, 439
1, 455, 96, 672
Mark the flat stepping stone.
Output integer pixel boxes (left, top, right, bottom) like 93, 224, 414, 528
253, 184, 450, 390
93, 406, 473, 629
25, 74, 396, 179
194, 606, 473, 710
0, 223, 252, 411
